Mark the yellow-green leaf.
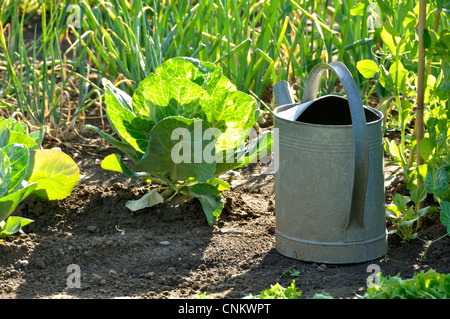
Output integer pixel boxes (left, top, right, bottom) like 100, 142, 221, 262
356, 60, 379, 79
27, 149, 79, 200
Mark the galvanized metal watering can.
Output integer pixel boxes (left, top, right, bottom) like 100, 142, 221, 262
273, 61, 388, 264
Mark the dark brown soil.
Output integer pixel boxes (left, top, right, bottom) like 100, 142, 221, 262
0, 115, 449, 300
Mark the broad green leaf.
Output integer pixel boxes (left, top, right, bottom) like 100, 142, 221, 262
0, 119, 44, 150
186, 182, 224, 225
0, 182, 37, 222
312, 292, 334, 299
388, 60, 407, 92
132, 75, 160, 124
436, 0, 450, 13
134, 117, 216, 183
427, 117, 448, 146
0, 118, 27, 147
365, 269, 450, 299
0, 216, 34, 238
101, 154, 148, 179
6, 131, 38, 150
401, 99, 414, 124
357, 60, 379, 79
257, 281, 302, 299
144, 79, 208, 124
398, 211, 420, 229
151, 57, 233, 96
392, 193, 409, 211
406, 164, 428, 190
209, 74, 237, 97
1, 118, 28, 134
350, 2, 366, 16
102, 78, 133, 112
207, 177, 230, 192
378, 65, 395, 92
440, 201, 450, 235
386, 206, 401, 218
404, 206, 416, 221
125, 189, 164, 212
26, 149, 79, 200
425, 73, 438, 93
425, 165, 450, 196
204, 91, 257, 151
2, 144, 29, 195
103, 79, 153, 144
416, 206, 436, 218
215, 130, 273, 176
133, 58, 222, 120
410, 182, 427, 206
0, 148, 12, 197
384, 140, 402, 161
0, 120, 11, 148
375, 0, 395, 16
423, 29, 433, 49
154, 57, 220, 89
27, 127, 45, 150
381, 23, 401, 55
402, 10, 417, 29
132, 58, 236, 125
104, 81, 149, 154
419, 137, 436, 163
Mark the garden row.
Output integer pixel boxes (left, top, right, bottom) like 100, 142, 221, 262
0, 0, 449, 283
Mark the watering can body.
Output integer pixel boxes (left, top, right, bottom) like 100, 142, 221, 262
273, 62, 388, 264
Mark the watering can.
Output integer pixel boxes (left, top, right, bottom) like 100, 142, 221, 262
273, 61, 388, 264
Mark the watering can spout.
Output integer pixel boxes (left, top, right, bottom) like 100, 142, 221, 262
274, 81, 295, 107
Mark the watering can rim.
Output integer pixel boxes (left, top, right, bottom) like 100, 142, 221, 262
273, 94, 384, 128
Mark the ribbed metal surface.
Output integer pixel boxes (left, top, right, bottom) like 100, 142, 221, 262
273, 62, 388, 264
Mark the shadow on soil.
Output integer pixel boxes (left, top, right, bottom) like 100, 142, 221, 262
1, 155, 449, 299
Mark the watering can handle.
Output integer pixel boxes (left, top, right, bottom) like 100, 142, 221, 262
302, 62, 369, 241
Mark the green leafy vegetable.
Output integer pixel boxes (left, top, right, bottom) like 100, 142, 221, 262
386, 190, 437, 241
0, 216, 34, 238
88, 57, 272, 225
245, 280, 302, 299
365, 269, 450, 299
0, 117, 79, 237
134, 117, 216, 183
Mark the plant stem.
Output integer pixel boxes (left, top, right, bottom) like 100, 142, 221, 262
415, 0, 426, 216
407, 9, 441, 170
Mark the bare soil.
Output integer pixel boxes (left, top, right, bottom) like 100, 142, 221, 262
0, 114, 449, 300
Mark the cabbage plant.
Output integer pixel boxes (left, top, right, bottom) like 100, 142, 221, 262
88, 57, 272, 224
0, 118, 79, 238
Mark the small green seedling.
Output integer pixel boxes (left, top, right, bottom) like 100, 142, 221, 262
245, 280, 302, 299
386, 183, 436, 241
281, 268, 300, 278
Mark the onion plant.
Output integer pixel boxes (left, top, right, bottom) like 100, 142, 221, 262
0, 0, 99, 136
68, 0, 376, 106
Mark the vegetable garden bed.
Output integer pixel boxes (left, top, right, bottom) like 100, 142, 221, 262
1, 0, 449, 300
0, 102, 448, 299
